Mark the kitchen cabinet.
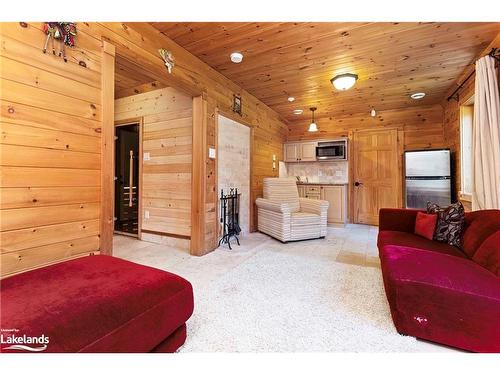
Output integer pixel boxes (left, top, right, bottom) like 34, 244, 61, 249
284, 141, 317, 162
304, 185, 321, 199
284, 143, 300, 162
297, 183, 348, 225
320, 185, 347, 224
299, 142, 317, 162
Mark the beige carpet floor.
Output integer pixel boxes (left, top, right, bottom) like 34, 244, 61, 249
114, 225, 454, 352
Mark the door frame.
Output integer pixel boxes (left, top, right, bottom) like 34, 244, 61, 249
101, 37, 205, 256
215, 110, 254, 236
114, 118, 144, 240
351, 128, 402, 225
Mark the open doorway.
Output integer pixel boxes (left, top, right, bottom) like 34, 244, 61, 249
217, 115, 251, 238
114, 122, 141, 237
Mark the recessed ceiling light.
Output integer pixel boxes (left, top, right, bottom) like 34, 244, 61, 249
410, 92, 426, 100
331, 73, 358, 91
288, 96, 295, 102
230, 52, 243, 63
293, 109, 303, 115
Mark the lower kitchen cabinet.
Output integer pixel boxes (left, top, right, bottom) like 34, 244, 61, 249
320, 185, 347, 224
297, 184, 347, 225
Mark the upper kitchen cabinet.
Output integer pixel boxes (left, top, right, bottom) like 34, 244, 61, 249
284, 141, 317, 162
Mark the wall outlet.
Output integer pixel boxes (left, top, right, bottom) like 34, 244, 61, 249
143, 152, 150, 161
144, 210, 150, 219
272, 154, 276, 161
209, 147, 216, 159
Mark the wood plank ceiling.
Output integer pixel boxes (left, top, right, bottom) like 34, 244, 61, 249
114, 54, 167, 99
150, 22, 500, 121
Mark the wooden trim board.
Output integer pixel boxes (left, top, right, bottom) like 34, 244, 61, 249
190, 95, 208, 255
100, 39, 115, 255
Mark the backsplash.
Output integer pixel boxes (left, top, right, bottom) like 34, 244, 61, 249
284, 161, 348, 183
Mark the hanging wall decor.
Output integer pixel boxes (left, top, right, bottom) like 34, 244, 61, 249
233, 94, 242, 115
159, 49, 175, 73
42, 22, 77, 62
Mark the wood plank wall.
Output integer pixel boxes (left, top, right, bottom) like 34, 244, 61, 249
442, 66, 499, 212
442, 78, 475, 211
0, 22, 287, 273
115, 87, 193, 245
0, 23, 102, 277
95, 23, 289, 253
287, 104, 446, 217
287, 104, 446, 151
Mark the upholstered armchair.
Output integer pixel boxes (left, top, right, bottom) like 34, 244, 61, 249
255, 178, 329, 242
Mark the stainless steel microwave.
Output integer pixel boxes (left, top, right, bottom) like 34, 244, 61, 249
316, 140, 347, 160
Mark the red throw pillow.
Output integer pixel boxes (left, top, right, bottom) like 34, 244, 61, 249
415, 212, 438, 240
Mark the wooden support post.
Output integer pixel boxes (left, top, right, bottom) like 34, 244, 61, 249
191, 95, 208, 256
100, 40, 116, 255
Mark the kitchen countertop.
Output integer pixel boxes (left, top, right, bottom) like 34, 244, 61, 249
296, 182, 348, 186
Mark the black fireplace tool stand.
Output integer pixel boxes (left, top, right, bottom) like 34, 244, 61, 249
218, 188, 241, 250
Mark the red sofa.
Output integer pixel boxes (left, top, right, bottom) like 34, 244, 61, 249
378, 208, 500, 352
0, 255, 194, 353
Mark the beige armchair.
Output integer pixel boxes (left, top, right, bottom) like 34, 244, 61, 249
255, 177, 329, 242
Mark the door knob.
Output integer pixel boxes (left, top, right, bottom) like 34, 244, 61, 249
354, 181, 363, 187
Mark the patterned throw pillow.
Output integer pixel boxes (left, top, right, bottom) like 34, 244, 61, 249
427, 202, 465, 248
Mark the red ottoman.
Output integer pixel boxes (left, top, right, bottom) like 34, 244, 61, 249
0, 255, 194, 353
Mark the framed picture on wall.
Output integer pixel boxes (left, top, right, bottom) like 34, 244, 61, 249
233, 94, 242, 115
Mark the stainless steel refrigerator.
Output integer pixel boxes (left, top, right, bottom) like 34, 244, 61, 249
405, 149, 452, 209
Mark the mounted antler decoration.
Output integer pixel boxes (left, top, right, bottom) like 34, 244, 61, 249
159, 49, 175, 74
42, 22, 77, 62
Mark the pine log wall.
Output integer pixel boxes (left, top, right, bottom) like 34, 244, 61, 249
114, 87, 193, 248
1, 22, 287, 276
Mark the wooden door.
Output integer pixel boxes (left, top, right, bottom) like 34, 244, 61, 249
321, 186, 346, 224
353, 129, 400, 225
300, 142, 317, 161
284, 143, 299, 162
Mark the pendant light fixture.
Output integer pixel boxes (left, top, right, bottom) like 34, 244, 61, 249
331, 73, 358, 91
308, 107, 318, 132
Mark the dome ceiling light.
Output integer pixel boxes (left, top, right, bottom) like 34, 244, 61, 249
293, 109, 303, 115
308, 107, 318, 132
331, 73, 358, 91
230, 52, 243, 63
410, 92, 426, 100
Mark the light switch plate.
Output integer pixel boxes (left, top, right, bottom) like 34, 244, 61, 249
144, 210, 150, 219
143, 152, 150, 161
209, 147, 216, 159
